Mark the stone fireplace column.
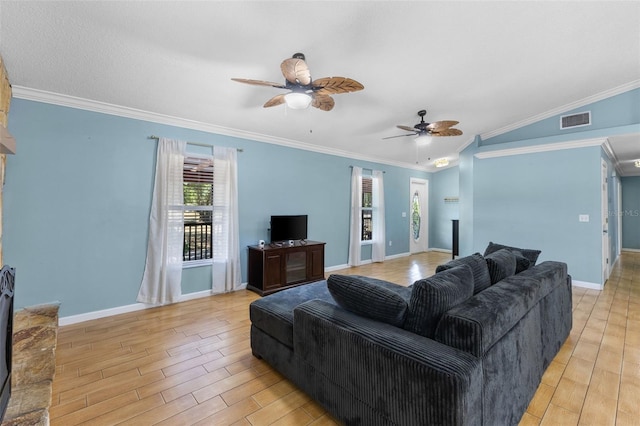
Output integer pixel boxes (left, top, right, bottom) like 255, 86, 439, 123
0, 55, 13, 266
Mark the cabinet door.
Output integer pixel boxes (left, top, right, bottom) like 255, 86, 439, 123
308, 245, 325, 281
264, 252, 283, 290
285, 250, 307, 284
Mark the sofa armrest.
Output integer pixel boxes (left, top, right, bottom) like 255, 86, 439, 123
293, 299, 483, 426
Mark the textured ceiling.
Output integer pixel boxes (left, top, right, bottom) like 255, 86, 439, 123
1, 1, 639, 173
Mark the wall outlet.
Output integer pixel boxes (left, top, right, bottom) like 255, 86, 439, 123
579, 214, 589, 222
388, 240, 392, 246
402, 212, 406, 217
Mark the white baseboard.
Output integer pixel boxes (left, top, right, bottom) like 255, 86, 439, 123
325, 252, 411, 272
571, 280, 603, 291
622, 248, 640, 253
59, 284, 248, 326
429, 248, 453, 254
386, 252, 410, 260
325, 264, 349, 272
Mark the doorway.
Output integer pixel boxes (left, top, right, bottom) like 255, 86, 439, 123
410, 178, 428, 254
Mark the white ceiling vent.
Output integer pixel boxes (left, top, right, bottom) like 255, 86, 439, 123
560, 111, 591, 129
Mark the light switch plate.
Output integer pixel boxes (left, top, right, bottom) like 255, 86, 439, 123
579, 214, 589, 222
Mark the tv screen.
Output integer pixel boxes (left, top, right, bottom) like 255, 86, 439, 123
270, 215, 308, 243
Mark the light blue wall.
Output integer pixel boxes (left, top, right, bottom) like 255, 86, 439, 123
4, 99, 429, 317
429, 166, 459, 250
473, 146, 603, 283
621, 176, 640, 249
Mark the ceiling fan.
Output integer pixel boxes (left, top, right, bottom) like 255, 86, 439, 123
231, 53, 364, 111
384, 110, 463, 139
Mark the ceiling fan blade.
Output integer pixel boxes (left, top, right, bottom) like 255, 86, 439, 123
313, 77, 364, 95
281, 58, 312, 85
431, 128, 463, 136
396, 125, 417, 133
311, 94, 335, 111
426, 120, 460, 131
263, 94, 286, 108
382, 134, 415, 140
231, 78, 286, 88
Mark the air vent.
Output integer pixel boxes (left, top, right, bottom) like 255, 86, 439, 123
560, 111, 591, 129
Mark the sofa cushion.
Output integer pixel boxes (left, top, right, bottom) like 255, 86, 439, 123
249, 280, 335, 349
404, 264, 474, 338
484, 241, 541, 268
327, 274, 411, 327
436, 252, 492, 294
485, 248, 517, 284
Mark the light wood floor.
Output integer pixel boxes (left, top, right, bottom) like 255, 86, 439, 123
50, 251, 640, 425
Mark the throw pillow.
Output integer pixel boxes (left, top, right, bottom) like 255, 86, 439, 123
484, 248, 517, 284
484, 241, 541, 268
511, 249, 531, 273
404, 264, 474, 338
435, 252, 492, 294
327, 275, 409, 327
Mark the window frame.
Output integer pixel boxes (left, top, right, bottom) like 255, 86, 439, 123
361, 176, 373, 244
182, 153, 214, 268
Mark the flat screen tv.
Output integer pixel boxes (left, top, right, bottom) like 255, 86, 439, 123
270, 215, 308, 243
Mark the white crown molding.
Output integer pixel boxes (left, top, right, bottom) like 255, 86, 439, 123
601, 138, 625, 177
11, 86, 429, 172
480, 79, 640, 141
474, 137, 608, 160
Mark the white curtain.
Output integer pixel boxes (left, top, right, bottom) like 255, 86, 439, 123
372, 170, 386, 262
212, 146, 241, 292
348, 166, 362, 266
137, 138, 186, 305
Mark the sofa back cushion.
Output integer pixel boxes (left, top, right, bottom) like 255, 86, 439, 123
485, 248, 517, 284
484, 241, 541, 271
404, 264, 474, 338
327, 274, 410, 327
435, 252, 492, 294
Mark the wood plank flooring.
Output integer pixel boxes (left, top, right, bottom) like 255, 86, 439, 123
50, 251, 640, 425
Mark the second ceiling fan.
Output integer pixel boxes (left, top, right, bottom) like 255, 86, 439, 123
384, 110, 463, 139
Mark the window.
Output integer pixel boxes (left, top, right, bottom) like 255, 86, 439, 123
183, 155, 213, 262
361, 176, 372, 241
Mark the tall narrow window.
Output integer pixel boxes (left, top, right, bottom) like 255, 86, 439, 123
412, 190, 421, 241
361, 177, 373, 241
183, 155, 213, 262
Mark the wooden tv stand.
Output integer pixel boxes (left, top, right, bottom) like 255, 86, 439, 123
247, 240, 325, 296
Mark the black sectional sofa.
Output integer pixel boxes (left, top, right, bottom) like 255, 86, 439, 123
249, 244, 573, 425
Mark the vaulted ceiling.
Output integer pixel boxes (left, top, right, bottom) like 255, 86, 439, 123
1, 1, 639, 174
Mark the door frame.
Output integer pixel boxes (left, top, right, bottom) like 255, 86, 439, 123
601, 159, 610, 285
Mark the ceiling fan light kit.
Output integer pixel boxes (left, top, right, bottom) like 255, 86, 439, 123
232, 53, 364, 112
414, 135, 431, 146
635, 160, 640, 168
284, 92, 312, 109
